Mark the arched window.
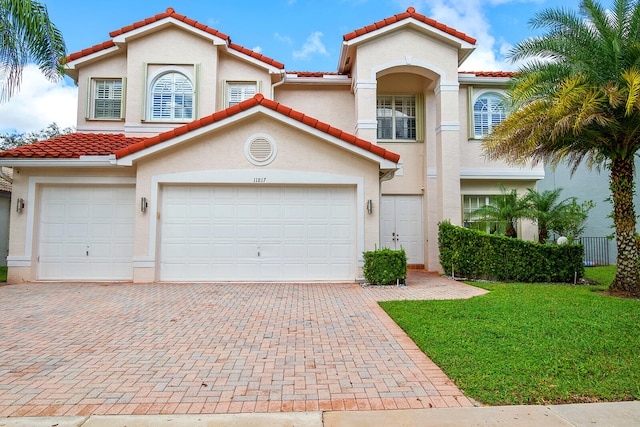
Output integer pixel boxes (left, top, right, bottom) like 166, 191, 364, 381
150, 72, 194, 121
473, 92, 506, 138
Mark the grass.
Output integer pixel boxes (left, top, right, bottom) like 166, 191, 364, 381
0, 266, 6, 282
380, 266, 640, 405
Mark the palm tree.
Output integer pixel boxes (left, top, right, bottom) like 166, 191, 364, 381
482, 0, 640, 296
0, 0, 66, 102
467, 184, 528, 238
523, 188, 575, 244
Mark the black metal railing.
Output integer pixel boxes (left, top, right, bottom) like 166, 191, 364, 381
580, 237, 610, 266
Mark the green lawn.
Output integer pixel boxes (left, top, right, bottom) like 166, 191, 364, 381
380, 267, 640, 405
0, 266, 6, 282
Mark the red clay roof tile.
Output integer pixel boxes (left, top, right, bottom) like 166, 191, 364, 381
66, 8, 283, 69
343, 6, 476, 45
0, 95, 400, 164
0, 133, 145, 159
459, 71, 515, 78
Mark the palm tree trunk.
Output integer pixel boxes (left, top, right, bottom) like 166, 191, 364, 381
609, 157, 640, 296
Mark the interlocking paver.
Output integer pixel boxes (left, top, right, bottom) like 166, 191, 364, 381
0, 271, 486, 416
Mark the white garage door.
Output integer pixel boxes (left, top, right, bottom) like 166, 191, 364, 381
38, 186, 135, 281
159, 185, 356, 281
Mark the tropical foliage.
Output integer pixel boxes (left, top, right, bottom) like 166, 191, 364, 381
0, 122, 74, 150
482, 0, 640, 296
0, 0, 66, 101
465, 184, 527, 238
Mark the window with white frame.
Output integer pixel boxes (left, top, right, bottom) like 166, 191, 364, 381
377, 95, 417, 141
92, 79, 123, 119
150, 72, 194, 121
473, 92, 506, 138
227, 82, 257, 107
463, 195, 506, 235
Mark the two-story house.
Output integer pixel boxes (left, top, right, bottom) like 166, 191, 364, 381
0, 7, 543, 283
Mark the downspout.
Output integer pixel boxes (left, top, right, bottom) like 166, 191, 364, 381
270, 71, 287, 99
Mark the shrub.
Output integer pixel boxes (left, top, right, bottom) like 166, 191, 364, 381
363, 248, 407, 285
438, 221, 584, 282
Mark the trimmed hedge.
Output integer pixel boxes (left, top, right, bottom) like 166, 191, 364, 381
363, 248, 407, 285
438, 221, 584, 282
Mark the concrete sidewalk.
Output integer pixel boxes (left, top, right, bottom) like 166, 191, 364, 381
1, 402, 639, 426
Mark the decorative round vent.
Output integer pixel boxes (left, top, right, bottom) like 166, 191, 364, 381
245, 133, 277, 166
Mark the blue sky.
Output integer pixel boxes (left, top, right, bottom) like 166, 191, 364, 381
0, 0, 582, 133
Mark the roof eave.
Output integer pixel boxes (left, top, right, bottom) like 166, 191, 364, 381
458, 75, 512, 86
338, 19, 476, 72
112, 17, 228, 46
0, 155, 118, 167
116, 106, 399, 167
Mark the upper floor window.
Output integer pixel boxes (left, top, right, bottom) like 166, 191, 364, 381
227, 82, 257, 107
473, 92, 506, 138
90, 78, 124, 120
150, 72, 194, 121
377, 95, 416, 141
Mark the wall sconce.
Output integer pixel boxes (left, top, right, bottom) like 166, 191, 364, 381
140, 197, 148, 213
366, 199, 373, 215
16, 198, 24, 213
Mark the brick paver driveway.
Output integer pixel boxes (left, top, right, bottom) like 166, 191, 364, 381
0, 271, 487, 417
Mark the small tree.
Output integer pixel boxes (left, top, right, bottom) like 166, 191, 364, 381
523, 188, 581, 243
0, 122, 74, 150
466, 184, 528, 238
554, 199, 595, 242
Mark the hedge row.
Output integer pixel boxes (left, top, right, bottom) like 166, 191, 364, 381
363, 248, 407, 285
438, 221, 584, 282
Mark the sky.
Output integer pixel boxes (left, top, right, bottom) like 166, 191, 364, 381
0, 0, 583, 134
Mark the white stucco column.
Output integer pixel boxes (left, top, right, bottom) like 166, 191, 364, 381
426, 81, 461, 271
353, 80, 378, 142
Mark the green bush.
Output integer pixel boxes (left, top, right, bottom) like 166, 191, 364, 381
363, 248, 407, 285
438, 221, 584, 282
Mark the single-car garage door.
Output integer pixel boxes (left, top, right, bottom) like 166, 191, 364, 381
38, 186, 135, 281
159, 185, 356, 281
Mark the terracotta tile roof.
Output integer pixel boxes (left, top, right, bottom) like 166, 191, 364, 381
343, 7, 476, 45
114, 94, 400, 163
286, 71, 347, 77
65, 7, 284, 69
459, 71, 515, 78
0, 96, 400, 164
0, 134, 145, 159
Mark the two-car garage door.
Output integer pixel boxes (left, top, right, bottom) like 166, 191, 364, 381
159, 185, 356, 282
36, 184, 357, 282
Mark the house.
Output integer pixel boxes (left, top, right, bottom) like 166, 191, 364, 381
0, 7, 543, 283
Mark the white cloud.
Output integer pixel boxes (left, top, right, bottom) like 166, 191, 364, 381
293, 32, 329, 60
0, 64, 77, 134
274, 32, 293, 45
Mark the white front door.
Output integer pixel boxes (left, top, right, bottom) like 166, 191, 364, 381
37, 186, 135, 281
381, 195, 424, 265
158, 184, 356, 282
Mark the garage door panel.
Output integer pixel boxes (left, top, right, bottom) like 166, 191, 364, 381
159, 185, 356, 281
38, 186, 135, 281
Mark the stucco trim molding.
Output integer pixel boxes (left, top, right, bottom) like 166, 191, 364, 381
436, 122, 460, 133
460, 168, 546, 180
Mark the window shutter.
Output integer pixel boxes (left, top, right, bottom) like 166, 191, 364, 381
415, 93, 424, 142
193, 63, 199, 119
120, 77, 127, 120
468, 87, 475, 139
85, 78, 91, 119
141, 63, 148, 121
